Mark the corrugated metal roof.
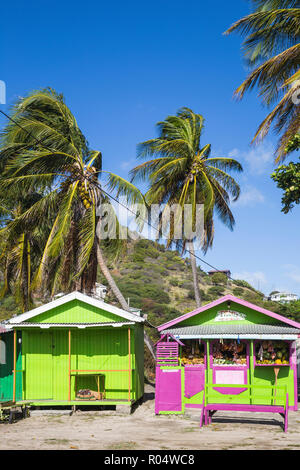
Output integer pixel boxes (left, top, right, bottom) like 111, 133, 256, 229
162, 323, 300, 336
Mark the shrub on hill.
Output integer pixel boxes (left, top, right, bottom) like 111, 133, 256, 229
207, 286, 225, 297
232, 287, 245, 297
210, 272, 228, 285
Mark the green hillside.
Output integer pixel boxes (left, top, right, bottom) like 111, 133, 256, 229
1, 237, 299, 327
100, 238, 300, 329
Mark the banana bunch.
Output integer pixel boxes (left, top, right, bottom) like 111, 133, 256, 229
79, 181, 92, 209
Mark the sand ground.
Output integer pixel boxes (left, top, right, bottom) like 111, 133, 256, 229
1, 385, 300, 450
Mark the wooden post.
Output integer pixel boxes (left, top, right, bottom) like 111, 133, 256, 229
68, 329, 71, 401
13, 329, 17, 403
205, 340, 209, 406
250, 340, 254, 405
273, 366, 280, 405
128, 328, 131, 402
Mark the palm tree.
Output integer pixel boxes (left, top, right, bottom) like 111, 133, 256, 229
0, 88, 156, 358
0, 192, 48, 312
130, 107, 243, 307
0, 88, 144, 308
225, 0, 300, 161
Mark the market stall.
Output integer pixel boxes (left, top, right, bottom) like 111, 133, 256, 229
155, 295, 300, 430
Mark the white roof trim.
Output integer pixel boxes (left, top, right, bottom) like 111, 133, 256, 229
8, 291, 144, 325
9, 322, 135, 329
174, 334, 298, 340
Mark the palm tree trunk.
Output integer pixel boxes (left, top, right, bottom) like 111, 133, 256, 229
95, 195, 156, 360
96, 241, 156, 360
188, 240, 201, 308
96, 242, 130, 311
21, 234, 31, 312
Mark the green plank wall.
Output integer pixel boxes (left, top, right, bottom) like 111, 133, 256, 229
28, 299, 127, 324
179, 301, 282, 327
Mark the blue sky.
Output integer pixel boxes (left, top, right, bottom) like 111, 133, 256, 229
1, 0, 299, 296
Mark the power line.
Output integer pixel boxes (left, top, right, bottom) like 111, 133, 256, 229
0, 109, 56, 152
99, 184, 235, 279
0, 108, 236, 282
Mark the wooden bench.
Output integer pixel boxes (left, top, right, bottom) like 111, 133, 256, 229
201, 384, 289, 432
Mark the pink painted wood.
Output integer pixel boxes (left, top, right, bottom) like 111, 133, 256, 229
203, 395, 289, 432
156, 342, 179, 366
184, 365, 205, 398
290, 341, 298, 411
212, 366, 248, 395
209, 340, 249, 394
155, 367, 182, 414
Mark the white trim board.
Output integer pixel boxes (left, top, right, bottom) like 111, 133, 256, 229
8, 291, 144, 325
173, 334, 299, 340
9, 322, 135, 329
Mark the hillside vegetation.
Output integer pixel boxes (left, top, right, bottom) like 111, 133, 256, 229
99, 238, 300, 330
1, 237, 299, 327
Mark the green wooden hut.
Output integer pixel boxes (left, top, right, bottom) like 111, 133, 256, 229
3, 291, 145, 409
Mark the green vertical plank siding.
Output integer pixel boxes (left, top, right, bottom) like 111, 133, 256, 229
71, 328, 133, 401
23, 330, 53, 400
28, 299, 127, 324
52, 330, 68, 400
0, 331, 22, 402
179, 302, 282, 327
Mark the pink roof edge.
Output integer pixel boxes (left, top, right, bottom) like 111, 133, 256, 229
157, 294, 300, 332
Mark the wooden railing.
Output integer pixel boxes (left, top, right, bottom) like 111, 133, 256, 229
204, 383, 288, 407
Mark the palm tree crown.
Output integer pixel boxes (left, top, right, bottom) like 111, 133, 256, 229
225, 0, 300, 161
0, 88, 143, 306
131, 107, 243, 305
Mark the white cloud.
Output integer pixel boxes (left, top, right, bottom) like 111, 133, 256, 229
233, 185, 265, 207
229, 141, 275, 175
232, 271, 268, 291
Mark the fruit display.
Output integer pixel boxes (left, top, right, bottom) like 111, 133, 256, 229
181, 340, 205, 366
255, 340, 290, 365
212, 340, 247, 366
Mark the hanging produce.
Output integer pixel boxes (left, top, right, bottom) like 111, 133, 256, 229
255, 341, 289, 365
212, 339, 247, 365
